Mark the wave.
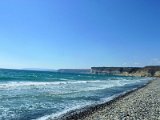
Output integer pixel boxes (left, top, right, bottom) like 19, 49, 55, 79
34, 104, 88, 120
0, 78, 151, 90
0, 79, 130, 89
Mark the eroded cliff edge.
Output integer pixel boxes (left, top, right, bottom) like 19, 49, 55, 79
91, 66, 160, 77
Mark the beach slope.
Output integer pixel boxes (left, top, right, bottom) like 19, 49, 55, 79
82, 78, 160, 120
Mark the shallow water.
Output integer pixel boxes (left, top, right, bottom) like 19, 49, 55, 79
0, 69, 151, 120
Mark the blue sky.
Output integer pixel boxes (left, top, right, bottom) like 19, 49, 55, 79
0, 0, 160, 69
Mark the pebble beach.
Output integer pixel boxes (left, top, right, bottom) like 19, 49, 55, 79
82, 78, 160, 120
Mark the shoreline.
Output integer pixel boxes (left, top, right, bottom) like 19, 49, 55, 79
83, 78, 160, 120
51, 78, 154, 120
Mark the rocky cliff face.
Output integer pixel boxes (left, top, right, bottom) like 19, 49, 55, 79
91, 66, 160, 77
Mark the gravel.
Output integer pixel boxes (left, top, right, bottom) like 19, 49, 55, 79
82, 79, 160, 120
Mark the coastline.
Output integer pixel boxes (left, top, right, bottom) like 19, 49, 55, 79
83, 78, 160, 120
50, 78, 155, 120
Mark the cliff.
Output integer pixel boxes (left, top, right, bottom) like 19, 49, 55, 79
91, 66, 160, 77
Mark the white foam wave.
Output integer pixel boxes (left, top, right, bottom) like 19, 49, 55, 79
0, 80, 113, 89
0, 77, 150, 90
34, 103, 91, 120
0, 80, 123, 90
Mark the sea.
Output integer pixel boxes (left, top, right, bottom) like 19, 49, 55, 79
0, 69, 152, 120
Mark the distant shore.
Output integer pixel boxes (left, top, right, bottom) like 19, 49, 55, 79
52, 78, 159, 120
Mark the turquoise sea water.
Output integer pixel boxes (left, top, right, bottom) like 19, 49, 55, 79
0, 69, 152, 120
